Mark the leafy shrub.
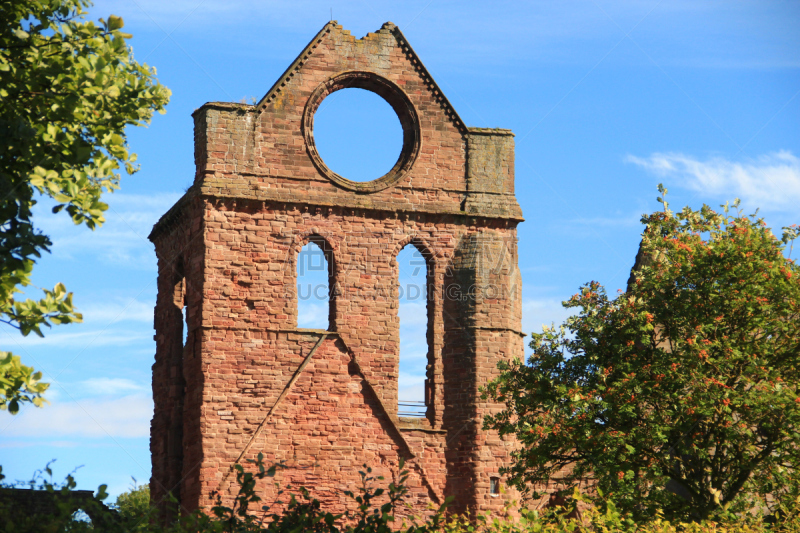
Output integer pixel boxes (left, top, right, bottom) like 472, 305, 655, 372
484, 191, 800, 521
115, 481, 152, 532
1, 458, 799, 532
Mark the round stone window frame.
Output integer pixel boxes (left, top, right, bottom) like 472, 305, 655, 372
302, 71, 421, 193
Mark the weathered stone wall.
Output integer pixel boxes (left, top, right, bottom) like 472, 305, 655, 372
150, 196, 206, 521
150, 20, 524, 521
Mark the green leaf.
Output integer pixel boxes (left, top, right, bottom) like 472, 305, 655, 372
484, 187, 800, 521
0, 0, 169, 414
107, 15, 124, 31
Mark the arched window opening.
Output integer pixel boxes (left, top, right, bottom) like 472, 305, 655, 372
180, 279, 188, 346
297, 239, 334, 330
396, 244, 432, 419
166, 263, 186, 515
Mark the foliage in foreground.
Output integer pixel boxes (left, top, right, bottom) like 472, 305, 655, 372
2, 458, 800, 533
0, 0, 170, 412
114, 481, 150, 532
484, 188, 800, 522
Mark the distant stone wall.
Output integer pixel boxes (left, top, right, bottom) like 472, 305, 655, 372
150, 20, 524, 522
0, 488, 116, 525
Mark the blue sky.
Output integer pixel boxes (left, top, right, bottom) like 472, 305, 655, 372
1, 0, 798, 499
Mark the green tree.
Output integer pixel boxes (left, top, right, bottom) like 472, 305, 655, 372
115, 482, 152, 531
484, 187, 800, 521
0, 0, 170, 412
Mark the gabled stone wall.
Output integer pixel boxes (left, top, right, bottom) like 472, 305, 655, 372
150, 20, 524, 522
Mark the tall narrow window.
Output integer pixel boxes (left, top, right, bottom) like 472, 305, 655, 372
396, 244, 430, 418
181, 289, 188, 346
297, 239, 331, 330
166, 266, 186, 516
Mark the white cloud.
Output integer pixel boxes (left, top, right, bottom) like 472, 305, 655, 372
626, 151, 800, 211
297, 301, 328, 329
398, 300, 427, 326
398, 343, 426, 361
399, 299, 428, 373
0, 440, 92, 449
79, 378, 144, 395
0, 327, 149, 349
521, 298, 574, 338
32, 192, 183, 270
398, 373, 425, 404
398, 296, 427, 401
0, 394, 153, 439
398, 372, 426, 385
79, 299, 154, 325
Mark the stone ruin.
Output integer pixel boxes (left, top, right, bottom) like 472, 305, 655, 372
149, 20, 525, 521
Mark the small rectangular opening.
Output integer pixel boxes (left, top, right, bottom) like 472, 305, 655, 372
490, 476, 500, 496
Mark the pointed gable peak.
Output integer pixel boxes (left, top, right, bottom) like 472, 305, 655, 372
256, 21, 467, 135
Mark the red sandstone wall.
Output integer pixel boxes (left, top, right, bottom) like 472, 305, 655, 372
198, 332, 445, 516
184, 202, 523, 517
150, 197, 207, 522
195, 24, 470, 212
150, 20, 524, 522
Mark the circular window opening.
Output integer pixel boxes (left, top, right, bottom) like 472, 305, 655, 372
312, 88, 403, 183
